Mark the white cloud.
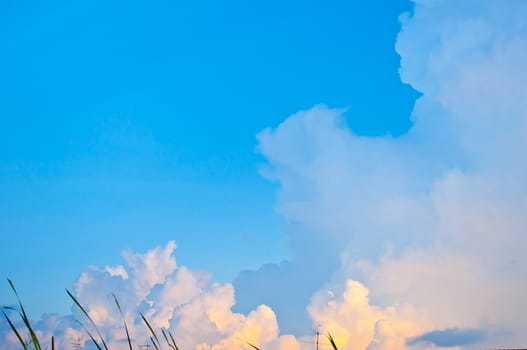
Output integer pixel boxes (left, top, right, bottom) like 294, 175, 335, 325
0, 242, 285, 350
243, 0, 527, 348
308, 280, 429, 350
3, 1, 527, 349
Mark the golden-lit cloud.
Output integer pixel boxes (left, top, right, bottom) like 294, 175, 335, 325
308, 280, 430, 350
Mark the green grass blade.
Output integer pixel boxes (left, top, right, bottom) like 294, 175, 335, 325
327, 333, 338, 350
161, 329, 172, 349
7, 279, 27, 320
3, 306, 20, 313
112, 293, 133, 350
161, 329, 176, 350
20, 312, 41, 350
67, 289, 108, 350
168, 330, 180, 350
141, 312, 160, 349
7, 279, 41, 350
75, 319, 103, 350
150, 336, 160, 350
247, 342, 261, 350
2, 310, 28, 350
51, 335, 55, 350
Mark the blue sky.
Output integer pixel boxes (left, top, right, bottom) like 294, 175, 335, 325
0, 0, 416, 316
2, 1, 527, 349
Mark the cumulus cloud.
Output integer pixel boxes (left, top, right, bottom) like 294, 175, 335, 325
3, 1, 527, 349
308, 280, 429, 350
237, 0, 527, 348
1, 242, 289, 350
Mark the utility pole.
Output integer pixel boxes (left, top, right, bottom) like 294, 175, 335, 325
316, 331, 320, 350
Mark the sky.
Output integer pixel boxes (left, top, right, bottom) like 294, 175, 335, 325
2, 1, 527, 350
0, 0, 415, 315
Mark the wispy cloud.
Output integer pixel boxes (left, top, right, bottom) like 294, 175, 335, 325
408, 328, 487, 348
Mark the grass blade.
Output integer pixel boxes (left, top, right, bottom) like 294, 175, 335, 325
2, 310, 28, 350
150, 336, 160, 350
168, 330, 180, 350
112, 293, 133, 350
51, 335, 55, 350
327, 333, 338, 350
75, 319, 103, 350
7, 279, 27, 320
247, 342, 261, 350
67, 289, 108, 350
7, 279, 41, 350
141, 313, 160, 350
161, 329, 176, 350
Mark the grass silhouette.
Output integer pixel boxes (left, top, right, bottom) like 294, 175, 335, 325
3, 279, 339, 350
2, 279, 181, 350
